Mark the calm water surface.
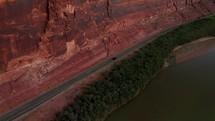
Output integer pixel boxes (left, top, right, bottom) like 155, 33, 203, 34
106, 49, 215, 121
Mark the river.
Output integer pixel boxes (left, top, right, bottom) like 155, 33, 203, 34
106, 48, 215, 121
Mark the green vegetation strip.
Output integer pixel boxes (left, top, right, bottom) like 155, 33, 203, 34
56, 16, 215, 121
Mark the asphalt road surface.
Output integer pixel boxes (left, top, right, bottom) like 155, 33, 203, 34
0, 15, 211, 121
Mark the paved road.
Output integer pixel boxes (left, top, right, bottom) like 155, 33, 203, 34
0, 15, 211, 121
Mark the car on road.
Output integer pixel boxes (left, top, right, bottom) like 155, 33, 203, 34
112, 57, 117, 60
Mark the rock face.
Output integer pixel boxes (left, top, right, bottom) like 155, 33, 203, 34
0, 0, 215, 114
0, 0, 47, 71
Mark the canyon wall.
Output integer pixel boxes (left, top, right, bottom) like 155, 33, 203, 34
0, 0, 47, 72
0, 0, 215, 114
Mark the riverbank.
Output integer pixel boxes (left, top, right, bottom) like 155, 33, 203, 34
54, 16, 215, 121
2, 1, 215, 117
171, 37, 215, 64
106, 40, 215, 121
18, 16, 215, 121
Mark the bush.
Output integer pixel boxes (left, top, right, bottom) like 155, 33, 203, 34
56, 16, 215, 121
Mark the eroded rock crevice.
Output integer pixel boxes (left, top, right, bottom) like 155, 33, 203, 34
106, 0, 111, 18
0, 0, 215, 115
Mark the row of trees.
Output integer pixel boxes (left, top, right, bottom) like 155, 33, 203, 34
56, 16, 215, 121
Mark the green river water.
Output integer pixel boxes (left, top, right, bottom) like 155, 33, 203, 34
106, 49, 215, 121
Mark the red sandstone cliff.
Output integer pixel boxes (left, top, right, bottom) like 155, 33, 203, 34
0, 0, 215, 114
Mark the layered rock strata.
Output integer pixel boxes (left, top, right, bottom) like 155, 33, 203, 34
0, 0, 215, 114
